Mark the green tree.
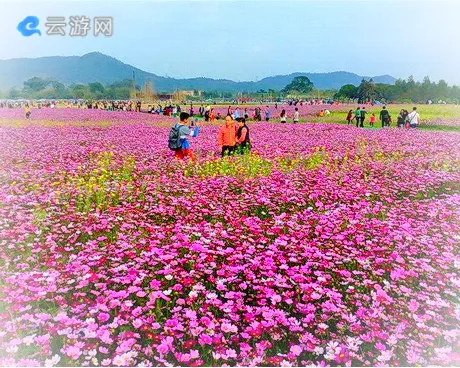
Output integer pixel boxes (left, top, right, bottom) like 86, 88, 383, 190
282, 76, 314, 94
8, 87, 20, 99
357, 79, 377, 102
436, 79, 449, 101
51, 81, 67, 97
70, 84, 88, 99
88, 82, 105, 94
23, 77, 51, 92
335, 84, 358, 100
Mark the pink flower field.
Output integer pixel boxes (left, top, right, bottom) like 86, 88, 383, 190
0, 112, 459, 366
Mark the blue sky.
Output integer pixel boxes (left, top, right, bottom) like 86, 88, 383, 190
1, 0, 460, 84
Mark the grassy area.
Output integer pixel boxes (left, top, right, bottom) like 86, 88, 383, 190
305, 104, 460, 123
418, 125, 460, 132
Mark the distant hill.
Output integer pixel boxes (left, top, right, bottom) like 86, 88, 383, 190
0, 52, 396, 92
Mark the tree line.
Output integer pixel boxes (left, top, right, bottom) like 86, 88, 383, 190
1, 78, 134, 100
1, 75, 459, 103
335, 76, 460, 103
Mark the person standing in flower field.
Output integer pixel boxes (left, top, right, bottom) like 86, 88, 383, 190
293, 107, 300, 123
168, 112, 198, 161
407, 107, 421, 128
360, 107, 367, 127
25, 104, 31, 119
234, 107, 240, 120
218, 116, 238, 157
254, 107, 262, 121
396, 109, 409, 128
346, 109, 353, 125
235, 118, 251, 154
244, 108, 249, 120
379, 106, 391, 128
354, 107, 361, 127
369, 113, 376, 127
265, 106, 271, 122
280, 109, 287, 123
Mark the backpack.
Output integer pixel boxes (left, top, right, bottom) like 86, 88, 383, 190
168, 124, 182, 151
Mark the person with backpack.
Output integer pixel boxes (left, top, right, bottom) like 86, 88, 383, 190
168, 112, 198, 161
235, 118, 251, 154
379, 106, 391, 128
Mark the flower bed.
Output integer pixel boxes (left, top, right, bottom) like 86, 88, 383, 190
0, 122, 459, 366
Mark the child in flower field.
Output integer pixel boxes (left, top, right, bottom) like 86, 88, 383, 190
369, 113, 376, 127
168, 112, 198, 161
346, 109, 353, 124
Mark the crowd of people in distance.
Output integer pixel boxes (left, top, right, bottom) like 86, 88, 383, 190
346, 106, 421, 128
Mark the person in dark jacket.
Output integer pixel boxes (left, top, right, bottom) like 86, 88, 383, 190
360, 107, 367, 127
235, 118, 251, 154
396, 109, 409, 128
379, 106, 391, 128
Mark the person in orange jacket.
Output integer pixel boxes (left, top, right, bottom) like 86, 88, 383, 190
218, 116, 237, 157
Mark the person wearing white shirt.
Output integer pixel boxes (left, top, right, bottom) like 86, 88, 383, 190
293, 108, 300, 123
406, 107, 420, 128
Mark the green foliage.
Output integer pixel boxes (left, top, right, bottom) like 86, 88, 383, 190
8, 77, 133, 100
23, 77, 52, 92
335, 84, 358, 100
201, 90, 233, 99
4, 74, 460, 103
282, 76, 314, 95
357, 79, 377, 102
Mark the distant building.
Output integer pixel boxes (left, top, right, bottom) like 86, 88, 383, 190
158, 94, 173, 101
182, 90, 202, 97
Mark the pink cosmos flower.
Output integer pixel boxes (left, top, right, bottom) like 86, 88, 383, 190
97, 312, 110, 323
290, 345, 303, 356
64, 345, 82, 360
198, 334, 212, 345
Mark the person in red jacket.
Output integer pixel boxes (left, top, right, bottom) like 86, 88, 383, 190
218, 116, 237, 157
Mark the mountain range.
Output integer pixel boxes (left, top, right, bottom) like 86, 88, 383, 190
0, 52, 396, 92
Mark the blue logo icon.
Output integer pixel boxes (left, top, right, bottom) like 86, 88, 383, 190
17, 16, 41, 36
